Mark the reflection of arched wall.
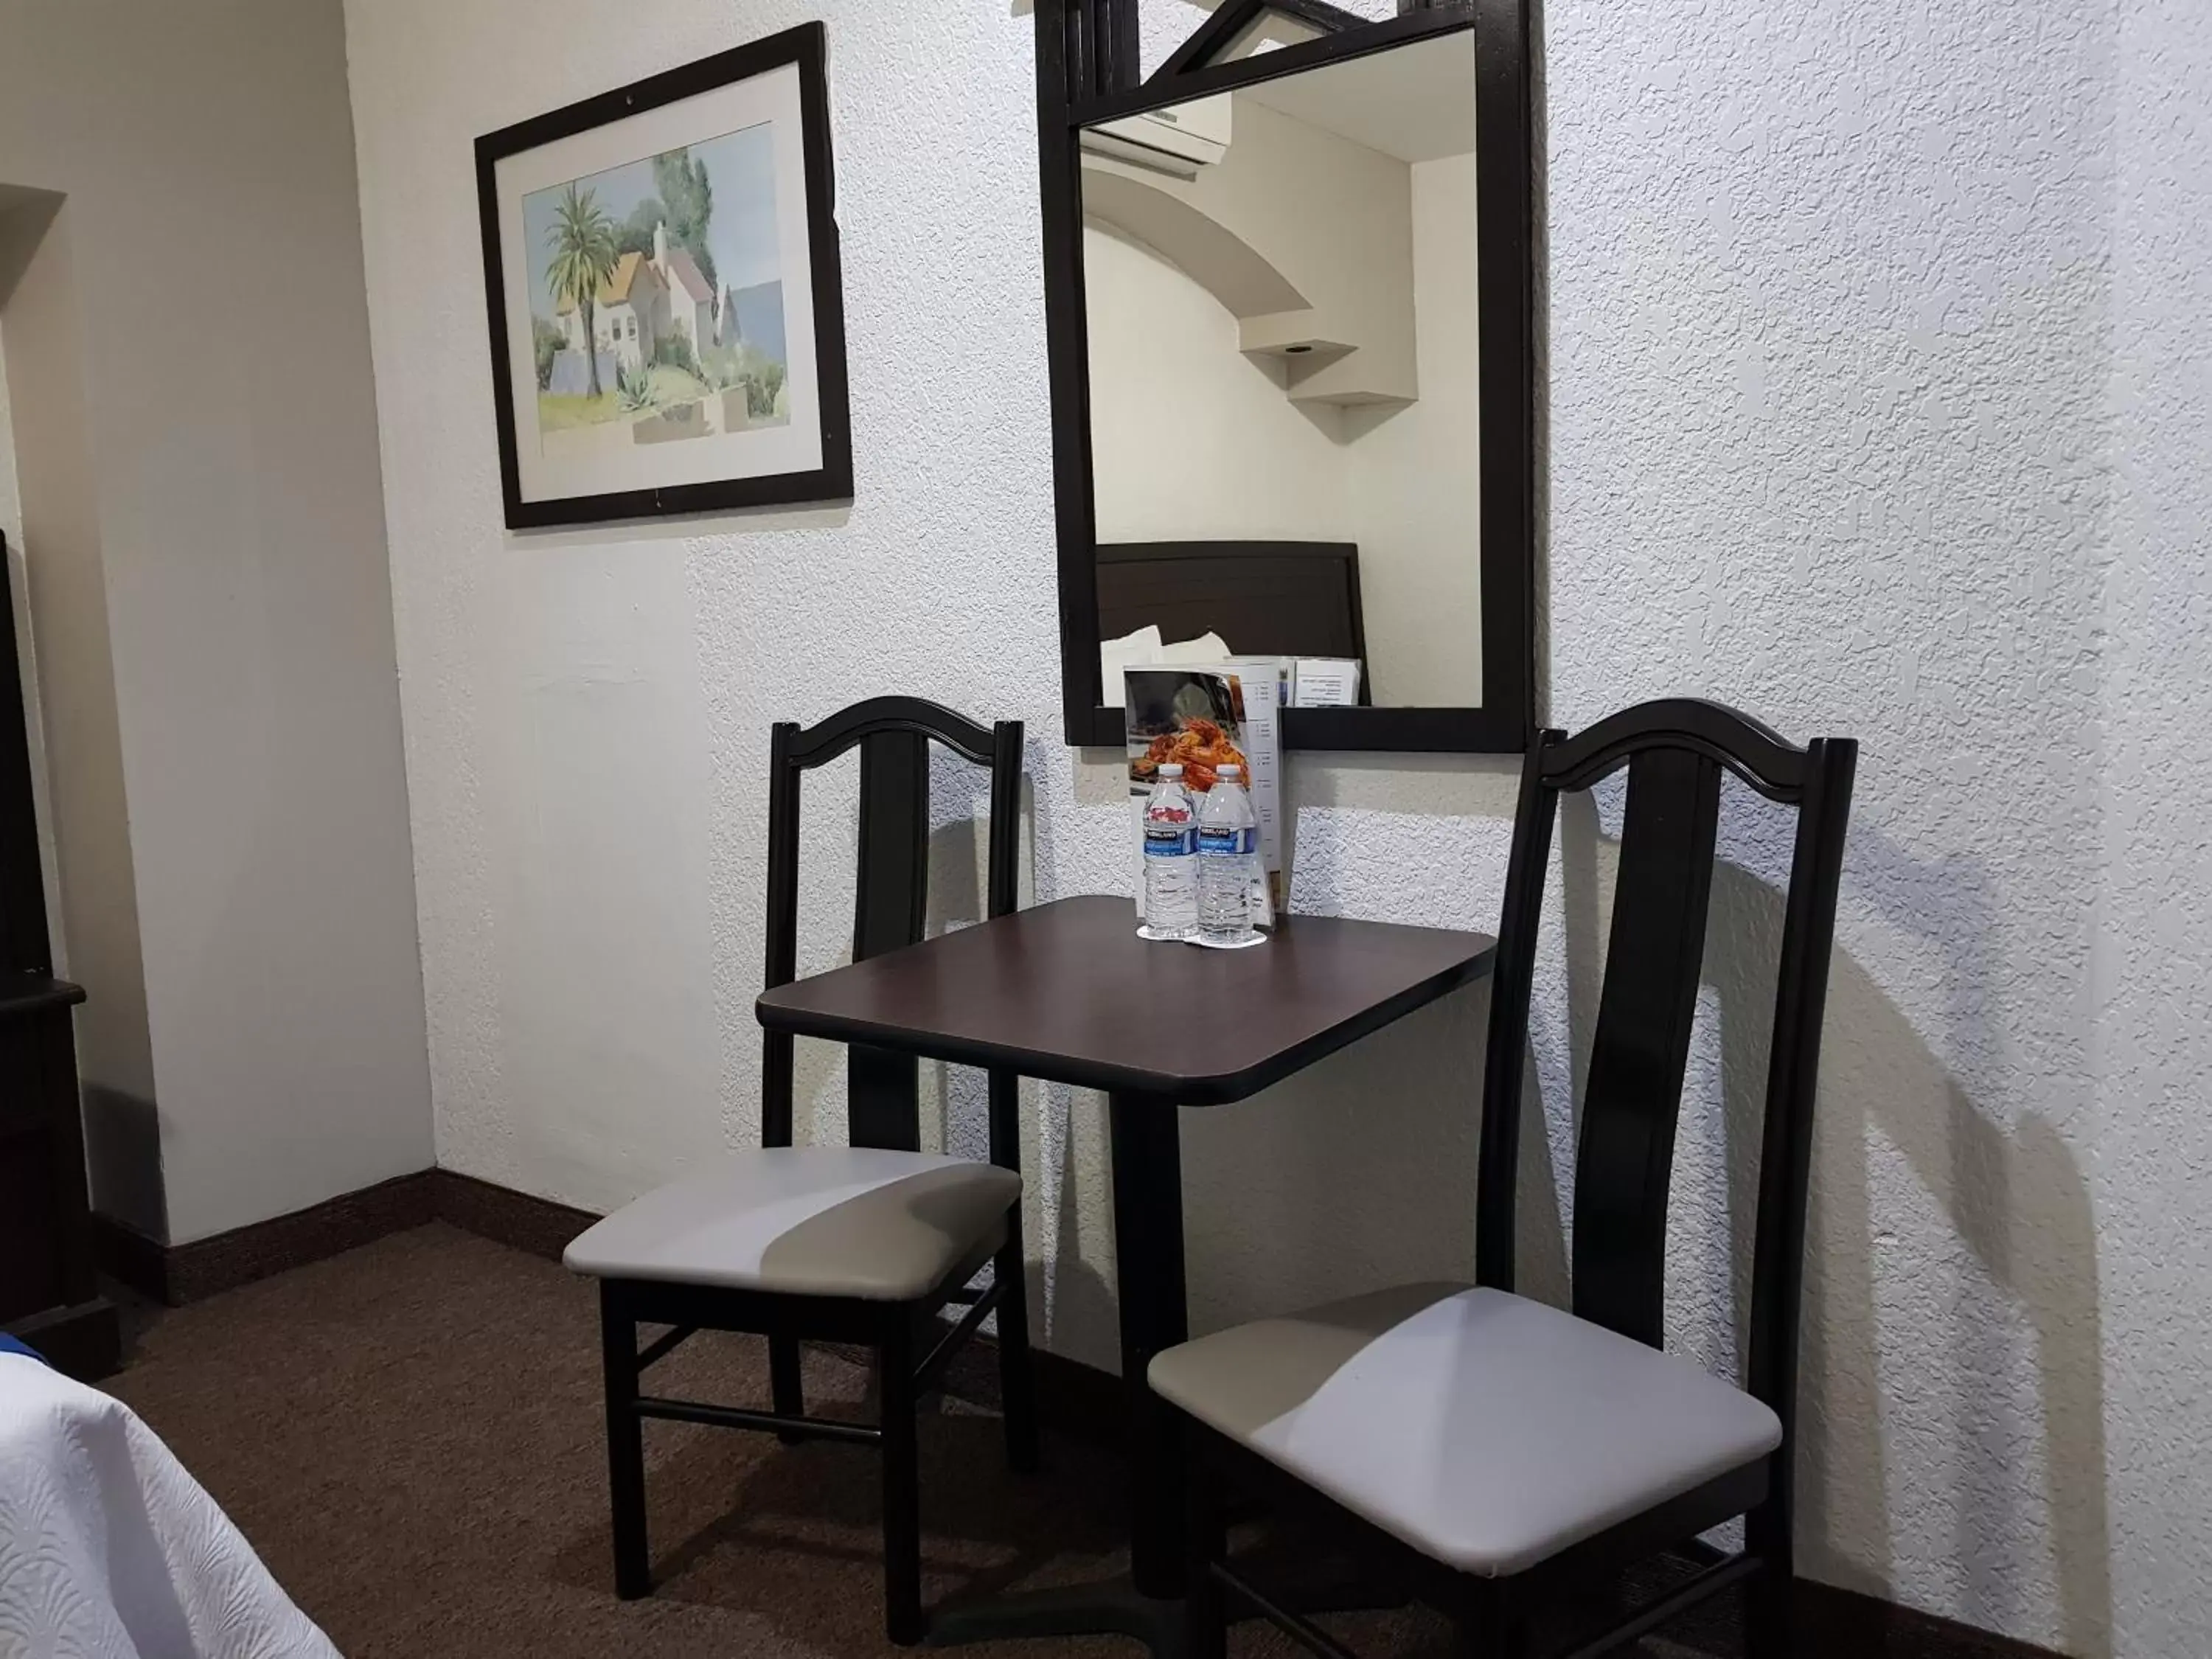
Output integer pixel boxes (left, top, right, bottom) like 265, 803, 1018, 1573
1083, 218, 1352, 550
1082, 165, 1307, 320
1082, 100, 1417, 408
1082, 147, 1484, 705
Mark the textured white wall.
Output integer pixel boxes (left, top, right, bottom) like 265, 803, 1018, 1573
2097, 1, 2211, 1654
344, 1, 2209, 1653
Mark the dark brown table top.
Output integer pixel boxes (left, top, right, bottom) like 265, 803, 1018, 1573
756, 894, 1495, 1105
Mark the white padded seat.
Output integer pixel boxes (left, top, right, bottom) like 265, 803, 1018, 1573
1149, 1283, 1782, 1578
564, 1147, 1020, 1302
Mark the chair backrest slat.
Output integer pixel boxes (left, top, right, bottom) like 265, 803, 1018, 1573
849, 728, 932, 1150
1475, 698, 1857, 1438
760, 696, 1025, 1164
853, 729, 931, 962
1570, 747, 1722, 1346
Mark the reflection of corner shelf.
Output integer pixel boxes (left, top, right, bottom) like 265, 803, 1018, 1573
1239, 310, 1416, 411
1083, 133, 1422, 420
1287, 380, 1416, 411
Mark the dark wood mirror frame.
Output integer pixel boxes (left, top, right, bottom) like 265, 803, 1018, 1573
1036, 0, 1537, 754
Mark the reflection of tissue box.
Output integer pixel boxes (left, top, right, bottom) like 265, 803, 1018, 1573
1099, 626, 1231, 707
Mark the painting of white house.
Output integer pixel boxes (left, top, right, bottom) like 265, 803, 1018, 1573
481, 32, 845, 524
522, 123, 790, 459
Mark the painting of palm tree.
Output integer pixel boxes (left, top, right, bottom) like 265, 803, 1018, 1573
520, 123, 790, 451
479, 23, 849, 524
544, 184, 618, 400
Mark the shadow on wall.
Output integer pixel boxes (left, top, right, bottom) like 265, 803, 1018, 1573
1804, 824, 2110, 1659
1548, 787, 2110, 1659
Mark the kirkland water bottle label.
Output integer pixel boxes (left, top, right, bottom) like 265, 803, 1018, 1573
1144, 827, 1198, 856
1197, 827, 1256, 856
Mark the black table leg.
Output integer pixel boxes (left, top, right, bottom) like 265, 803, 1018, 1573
927, 1090, 1189, 1655
1107, 1089, 1189, 1599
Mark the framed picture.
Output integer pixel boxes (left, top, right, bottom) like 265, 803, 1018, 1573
476, 23, 851, 528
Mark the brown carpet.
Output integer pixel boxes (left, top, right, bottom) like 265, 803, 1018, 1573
100, 1223, 1719, 1658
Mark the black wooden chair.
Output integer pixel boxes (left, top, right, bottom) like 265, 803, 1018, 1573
564, 695, 1038, 1646
1154, 699, 1857, 1658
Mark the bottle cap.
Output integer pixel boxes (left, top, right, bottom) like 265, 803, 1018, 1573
1159, 762, 1183, 776
1218, 764, 1241, 778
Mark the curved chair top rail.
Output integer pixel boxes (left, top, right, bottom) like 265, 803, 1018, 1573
1541, 698, 1829, 802
781, 695, 1009, 770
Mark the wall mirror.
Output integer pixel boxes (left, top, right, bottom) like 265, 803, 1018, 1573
1037, 0, 1535, 752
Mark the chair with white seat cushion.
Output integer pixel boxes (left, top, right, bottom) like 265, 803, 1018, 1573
1158, 700, 1857, 1658
566, 1148, 1021, 1301
565, 697, 1036, 1647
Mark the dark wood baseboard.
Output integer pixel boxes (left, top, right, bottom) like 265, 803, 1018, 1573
89, 1168, 597, 1307
1787, 1581, 2065, 1659
92, 1169, 441, 1305
90, 1167, 598, 1309
430, 1168, 597, 1262
86, 1169, 2062, 1659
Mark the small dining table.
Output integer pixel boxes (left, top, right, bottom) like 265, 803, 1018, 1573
756, 893, 1495, 1653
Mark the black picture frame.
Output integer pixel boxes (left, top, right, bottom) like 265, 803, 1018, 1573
476, 23, 852, 529
1036, 0, 1537, 754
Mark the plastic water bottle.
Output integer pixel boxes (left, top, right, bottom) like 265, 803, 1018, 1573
1197, 764, 1260, 947
1141, 762, 1200, 940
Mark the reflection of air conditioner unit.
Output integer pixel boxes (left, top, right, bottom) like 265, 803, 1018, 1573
1080, 94, 1231, 178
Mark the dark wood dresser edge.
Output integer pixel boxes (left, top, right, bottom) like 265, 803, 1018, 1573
4, 1296, 121, 1382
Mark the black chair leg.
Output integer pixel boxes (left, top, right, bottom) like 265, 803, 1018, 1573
599, 1287, 651, 1599
878, 1320, 925, 1645
1746, 1496, 1795, 1657
770, 1335, 806, 1444
1455, 1579, 1525, 1658
992, 1231, 1040, 1473
1183, 1444, 1229, 1659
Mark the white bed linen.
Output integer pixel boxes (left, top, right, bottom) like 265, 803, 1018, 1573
0, 1352, 339, 1658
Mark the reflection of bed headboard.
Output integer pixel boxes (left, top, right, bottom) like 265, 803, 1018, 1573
1096, 540, 1367, 671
